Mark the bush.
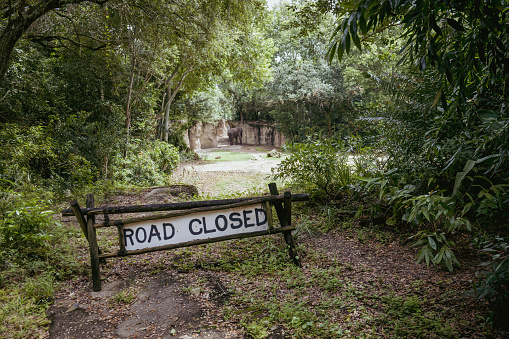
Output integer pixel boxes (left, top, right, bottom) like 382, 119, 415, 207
273, 135, 352, 196
112, 139, 180, 186
0, 185, 83, 337
474, 235, 509, 329
0, 189, 54, 254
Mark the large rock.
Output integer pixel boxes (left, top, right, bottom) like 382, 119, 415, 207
188, 121, 202, 150
200, 122, 218, 149
238, 121, 286, 147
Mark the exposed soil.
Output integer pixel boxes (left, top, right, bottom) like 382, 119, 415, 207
48, 145, 504, 338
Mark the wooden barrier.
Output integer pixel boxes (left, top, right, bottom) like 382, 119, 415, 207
63, 184, 308, 291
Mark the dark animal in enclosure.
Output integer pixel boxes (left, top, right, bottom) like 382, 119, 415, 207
228, 127, 243, 145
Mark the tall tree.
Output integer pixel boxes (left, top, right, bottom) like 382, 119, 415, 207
0, 0, 109, 81
327, 0, 509, 171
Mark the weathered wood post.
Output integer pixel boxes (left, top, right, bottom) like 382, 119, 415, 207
86, 194, 101, 291
268, 183, 301, 267
70, 200, 88, 241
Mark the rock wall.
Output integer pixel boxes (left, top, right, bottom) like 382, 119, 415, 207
177, 119, 285, 150
237, 121, 286, 147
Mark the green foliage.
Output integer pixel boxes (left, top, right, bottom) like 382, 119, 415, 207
112, 139, 180, 186
242, 320, 270, 339
380, 293, 458, 338
268, 61, 360, 139
0, 189, 55, 254
359, 172, 468, 271
111, 288, 136, 305
0, 185, 83, 337
473, 235, 509, 329
1, 0, 273, 199
273, 135, 352, 196
230, 2, 363, 139
410, 231, 459, 272
0, 122, 98, 198
0, 124, 59, 183
0, 289, 51, 339
22, 273, 55, 304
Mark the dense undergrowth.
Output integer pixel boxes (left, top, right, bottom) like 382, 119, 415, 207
0, 186, 85, 338
273, 135, 509, 331
0, 133, 181, 337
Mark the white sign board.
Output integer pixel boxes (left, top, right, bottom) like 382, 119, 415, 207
123, 203, 269, 251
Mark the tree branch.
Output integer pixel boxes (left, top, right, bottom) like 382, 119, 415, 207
0, 0, 109, 81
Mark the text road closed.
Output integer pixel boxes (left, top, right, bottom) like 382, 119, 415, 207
123, 203, 269, 251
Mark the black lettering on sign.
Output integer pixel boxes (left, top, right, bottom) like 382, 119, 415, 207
255, 208, 267, 226
203, 216, 216, 234
135, 227, 147, 243
163, 223, 175, 240
189, 218, 202, 235
243, 210, 255, 228
229, 212, 243, 229
124, 228, 134, 246
215, 214, 228, 231
148, 224, 161, 243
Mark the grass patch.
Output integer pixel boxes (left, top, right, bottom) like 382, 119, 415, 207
0, 289, 51, 339
110, 288, 136, 305
200, 151, 255, 162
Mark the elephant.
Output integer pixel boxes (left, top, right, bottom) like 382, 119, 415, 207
228, 126, 243, 145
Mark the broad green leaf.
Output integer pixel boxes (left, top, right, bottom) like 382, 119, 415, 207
461, 202, 472, 216
423, 209, 430, 222
386, 216, 397, 226
428, 236, 436, 250
358, 14, 367, 34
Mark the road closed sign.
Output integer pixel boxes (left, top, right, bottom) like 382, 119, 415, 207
123, 203, 270, 251
65, 185, 308, 290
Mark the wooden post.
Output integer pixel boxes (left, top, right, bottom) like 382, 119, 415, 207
268, 183, 300, 267
115, 220, 127, 256
86, 194, 101, 291
284, 191, 300, 267
70, 200, 88, 241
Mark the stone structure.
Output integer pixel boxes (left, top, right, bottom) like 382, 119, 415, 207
175, 119, 285, 150
237, 121, 286, 147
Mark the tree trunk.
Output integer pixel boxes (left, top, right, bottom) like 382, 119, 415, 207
162, 65, 193, 142
162, 85, 172, 142
124, 69, 135, 156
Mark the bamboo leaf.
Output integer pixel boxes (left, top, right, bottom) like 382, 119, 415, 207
446, 18, 465, 31
359, 14, 367, 34
431, 90, 441, 108
428, 236, 436, 250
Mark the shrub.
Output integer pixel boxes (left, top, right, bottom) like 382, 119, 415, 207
273, 135, 352, 196
473, 235, 509, 329
0, 189, 54, 254
0, 185, 82, 337
111, 139, 180, 186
